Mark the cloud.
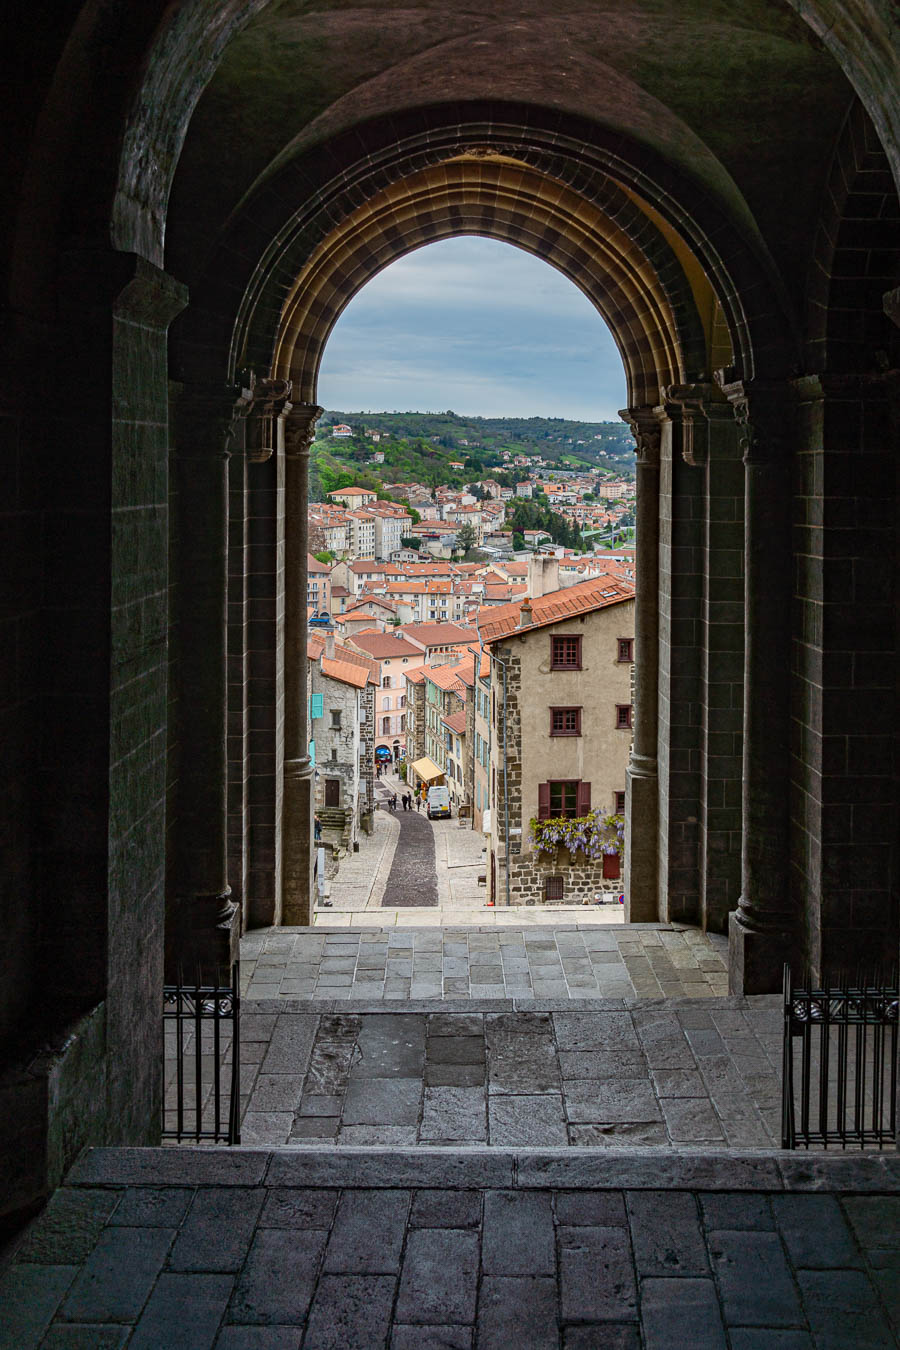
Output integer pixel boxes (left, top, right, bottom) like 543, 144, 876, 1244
317, 236, 626, 420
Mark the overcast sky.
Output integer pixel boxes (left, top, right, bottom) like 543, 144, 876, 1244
317, 236, 627, 421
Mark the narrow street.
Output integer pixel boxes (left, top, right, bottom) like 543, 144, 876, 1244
375, 776, 438, 908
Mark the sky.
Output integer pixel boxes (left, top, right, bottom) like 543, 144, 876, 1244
317, 236, 627, 421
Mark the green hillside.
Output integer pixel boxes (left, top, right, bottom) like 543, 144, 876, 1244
310, 410, 635, 502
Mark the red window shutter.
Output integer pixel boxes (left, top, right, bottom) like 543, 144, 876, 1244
577, 781, 591, 816
602, 852, 620, 879
538, 782, 551, 820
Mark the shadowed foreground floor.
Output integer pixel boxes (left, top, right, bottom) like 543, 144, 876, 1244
2, 1148, 899, 1349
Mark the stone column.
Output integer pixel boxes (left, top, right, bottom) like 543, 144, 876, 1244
619, 406, 664, 921
171, 379, 255, 975
722, 379, 795, 993
282, 402, 323, 925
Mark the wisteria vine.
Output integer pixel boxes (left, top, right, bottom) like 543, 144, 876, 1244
529, 811, 624, 860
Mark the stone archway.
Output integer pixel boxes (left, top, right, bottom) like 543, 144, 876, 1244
4, 0, 900, 1224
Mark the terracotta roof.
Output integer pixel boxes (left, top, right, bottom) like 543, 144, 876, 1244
347, 633, 422, 659
442, 710, 467, 735
330, 585, 350, 596
307, 631, 377, 676
320, 657, 370, 688
424, 660, 470, 696
404, 667, 427, 684
348, 560, 386, 573
478, 574, 634, 642
399, 622, 477, 647
307, 554, 331, 573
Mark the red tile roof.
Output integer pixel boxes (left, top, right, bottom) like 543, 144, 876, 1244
442, 710, 467, 735
478, 574, 635, 643
346, 633, 422, 659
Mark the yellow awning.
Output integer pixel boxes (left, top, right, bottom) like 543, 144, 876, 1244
410, 756, 443, 783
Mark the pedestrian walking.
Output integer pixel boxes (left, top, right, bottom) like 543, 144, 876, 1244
415, 795, 421, 811
390, 793, 398, 811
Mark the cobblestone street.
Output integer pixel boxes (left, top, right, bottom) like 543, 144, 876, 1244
3, 1148, 899, 1349
375, 781, 438, 908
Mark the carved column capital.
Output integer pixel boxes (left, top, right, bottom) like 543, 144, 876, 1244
284, 403, 323, 458
717, 377, 794, 466
175, 377, 257, 459
664, 382, 730, 467
246, 378, 293, 463
619, 405, 663, 466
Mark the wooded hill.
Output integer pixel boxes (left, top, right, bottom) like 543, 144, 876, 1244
310, 409, 635, 502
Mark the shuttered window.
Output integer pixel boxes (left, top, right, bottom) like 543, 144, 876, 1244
538, 780, 590, 820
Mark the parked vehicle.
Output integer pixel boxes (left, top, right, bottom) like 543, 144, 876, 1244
426, 785, 452, 819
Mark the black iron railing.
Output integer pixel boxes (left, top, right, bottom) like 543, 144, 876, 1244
163, 964, 241, 1144
782, 964, 898, 1149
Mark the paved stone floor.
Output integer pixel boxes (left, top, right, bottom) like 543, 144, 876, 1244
3, 1147, 899, 1349
242, 925, 727, 1000
237, 1001, 782, 1149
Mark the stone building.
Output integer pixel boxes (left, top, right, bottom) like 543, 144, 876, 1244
1, 0, 899, 1233
480, 577, 636, 906
308, 633, 377, 854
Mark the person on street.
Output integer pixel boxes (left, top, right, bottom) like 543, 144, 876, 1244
415, 794, 421, 811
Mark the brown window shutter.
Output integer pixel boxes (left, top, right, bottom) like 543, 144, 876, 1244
577, 781, 591, 815
538, 782, 551, 820
602, 852, 620, 880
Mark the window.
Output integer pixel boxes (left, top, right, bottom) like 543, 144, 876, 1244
550, 634, 582, 670
616, 704, 632, 729
618, 638, 634, 663
550, 706, 581, 737
614, 790, 626, 814
538, 780, 591, 820
545, 875, 564, 902
382, 717, 391, 734
330, 709, 341, 730
382, 675, 392, 688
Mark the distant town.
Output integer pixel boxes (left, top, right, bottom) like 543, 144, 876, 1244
307, 410, 638, 909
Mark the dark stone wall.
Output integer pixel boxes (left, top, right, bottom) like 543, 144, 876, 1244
0, 383, 40, 1050
792, 374, 899, 975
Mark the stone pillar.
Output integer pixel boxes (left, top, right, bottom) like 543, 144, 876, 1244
722, 379, 796, 993
282, 402, 323, 925
657, 386, 709, 924
619, 406, 664, 921
242, 381, 292, 930
170, 379, 255, 975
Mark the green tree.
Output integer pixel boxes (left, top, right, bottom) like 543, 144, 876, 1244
456, 522, 477, 554
400, 536, 423, 550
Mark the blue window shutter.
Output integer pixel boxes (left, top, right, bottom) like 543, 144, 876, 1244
308, 739, 316, 768
310, 693, 324, 719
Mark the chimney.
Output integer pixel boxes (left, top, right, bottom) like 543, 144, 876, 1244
518, 598, 533, 629
528, 554, 559, 599
325, 631, 336, 660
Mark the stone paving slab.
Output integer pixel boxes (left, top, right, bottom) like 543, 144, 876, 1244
242, 925, 728, 1001
225, 1000, 785, 1151
4, 1149, 900, 1350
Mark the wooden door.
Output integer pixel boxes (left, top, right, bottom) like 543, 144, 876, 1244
325, 778, 340, 807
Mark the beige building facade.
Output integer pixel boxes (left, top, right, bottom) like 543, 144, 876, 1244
482, 579, 635, 906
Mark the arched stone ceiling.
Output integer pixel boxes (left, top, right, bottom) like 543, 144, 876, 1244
163, 0, 857, 327
265, 159, 710, 409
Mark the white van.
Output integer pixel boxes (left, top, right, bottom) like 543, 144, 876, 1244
426, 785, 451, 819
